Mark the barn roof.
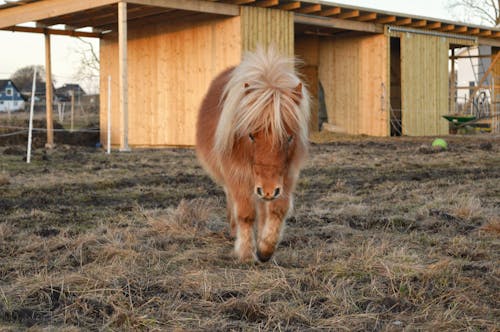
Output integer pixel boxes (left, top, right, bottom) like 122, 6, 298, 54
0, 0, 499, 46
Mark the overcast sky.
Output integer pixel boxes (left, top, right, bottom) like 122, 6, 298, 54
0, 0, 460, 92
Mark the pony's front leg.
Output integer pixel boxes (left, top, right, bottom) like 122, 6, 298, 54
233, 194, 256, 262
256, 196, 291, 262
224, 188, 237, 238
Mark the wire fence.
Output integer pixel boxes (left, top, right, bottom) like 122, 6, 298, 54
0, 96, 100, 146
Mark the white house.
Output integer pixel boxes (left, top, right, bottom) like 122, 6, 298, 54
0, 79, 25, 112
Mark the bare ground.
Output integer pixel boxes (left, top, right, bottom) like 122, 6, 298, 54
0, 134, 499, 331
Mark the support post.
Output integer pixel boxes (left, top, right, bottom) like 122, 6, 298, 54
71, 91, 75, 132
107, 75, 111, 154
450, 48, 455, 114
44, 33, 54, 148
118, 1, 130, 151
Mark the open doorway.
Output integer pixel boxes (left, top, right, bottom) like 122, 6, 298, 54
390, 37, 402, 136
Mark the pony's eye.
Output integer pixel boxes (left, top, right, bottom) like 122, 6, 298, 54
249, 134, 255, 142
287, 135, 294, 143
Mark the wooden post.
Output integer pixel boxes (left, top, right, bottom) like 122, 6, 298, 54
450, 48, 455, 114
44, 33, 54, 148
70, 91, 75, 132
118, 1, 130, 151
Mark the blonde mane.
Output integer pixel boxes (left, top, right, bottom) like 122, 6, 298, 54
214, 47, 310, 156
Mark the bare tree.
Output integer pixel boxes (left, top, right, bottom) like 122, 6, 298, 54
10, 65, 47, 92
73, 38, 100, 94
447, 0, 500, 26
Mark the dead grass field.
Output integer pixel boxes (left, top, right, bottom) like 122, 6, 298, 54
0, 134, 499, 331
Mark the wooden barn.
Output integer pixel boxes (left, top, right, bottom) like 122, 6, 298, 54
1, 0, 499, 149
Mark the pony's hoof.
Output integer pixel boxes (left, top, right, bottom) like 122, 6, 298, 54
256, 250, 273, 263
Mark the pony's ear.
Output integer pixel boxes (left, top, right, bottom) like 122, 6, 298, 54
292, 82, 303, 104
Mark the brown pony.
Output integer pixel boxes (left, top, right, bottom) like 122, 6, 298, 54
196, 47, 310, 262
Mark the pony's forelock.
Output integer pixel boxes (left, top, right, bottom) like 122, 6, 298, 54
214, 47, 310, 156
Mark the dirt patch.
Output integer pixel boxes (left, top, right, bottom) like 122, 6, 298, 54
0, 135, 499, 330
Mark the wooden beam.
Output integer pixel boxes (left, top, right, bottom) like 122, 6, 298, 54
124, 0, 239, 16
356, 13, 377, 22
294, 13, 383, 33
478, 29, 492, 36
376, 15, 396, 24
296, 4, 321, 14
410, 19, 426, 27
255, 0, 278, 7
278, 1, 300, 10
440, 24, 455, 32
0, 0, 119, 29
44, 33, 54, 148
426, 22, 442, 30
452, 26, 467, 33
1, 25, 102, 37
393, 18, 411, 26
37, 5, 114, 27
118, 1, 129, 151
319, 7, 341, 17
468, 27, 480, 35
478, 37, 500, 47
223, 0, 255, 4
337, 10, 359, 19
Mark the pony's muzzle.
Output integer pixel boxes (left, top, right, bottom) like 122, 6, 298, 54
255, 186, 281, 200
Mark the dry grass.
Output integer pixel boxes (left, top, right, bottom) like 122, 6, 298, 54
0, 135, 499, 331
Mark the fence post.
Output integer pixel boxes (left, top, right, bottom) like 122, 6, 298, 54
27, 67, 37, 164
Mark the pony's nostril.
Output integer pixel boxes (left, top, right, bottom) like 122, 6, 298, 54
273, 187, 281, 197
256, 187, 263, 196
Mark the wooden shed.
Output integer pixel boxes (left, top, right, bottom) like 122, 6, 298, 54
1, 0, 499, 148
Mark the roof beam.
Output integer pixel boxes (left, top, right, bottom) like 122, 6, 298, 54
426, 22, 441, 30
319, 7, 341, 17
376, 15, 396, 24
440, 24, 455, 32
356, 13, 377, 22
410, 19, 426, 27
2, 25, 103, 37
294, 13, 383, 33
337, 10, 359, 19
478, 29, 492, 36
255, 0, 278, 7
452, 26, 467, 33
394, 18, 411, 26
296, 4, 321, 14
124, 0, 239, 16
278, 1, 300, 10
469, 27, 480, 35
478, 37, 500, 47
0, 0, 119, 29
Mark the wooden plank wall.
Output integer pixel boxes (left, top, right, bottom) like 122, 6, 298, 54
100, 16, 241, 147
295, 35, 320, 132
400, 33, 449, 136
241, 6, 294, 56
318, 34, 388, 136
100, 35, 120, 147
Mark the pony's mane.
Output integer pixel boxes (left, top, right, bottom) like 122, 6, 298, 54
214, 47, 310, 156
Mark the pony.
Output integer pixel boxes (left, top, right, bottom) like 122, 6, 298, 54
195, 47, 310, 262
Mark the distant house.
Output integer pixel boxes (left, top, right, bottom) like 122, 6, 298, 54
19, 81, 55, 102
55, 83, 86, 102
0, 79, 26, 112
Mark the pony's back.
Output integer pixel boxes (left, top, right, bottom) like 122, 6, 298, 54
195, 67, 234, 184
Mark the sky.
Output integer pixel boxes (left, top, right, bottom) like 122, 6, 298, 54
0, 0, 460, 93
